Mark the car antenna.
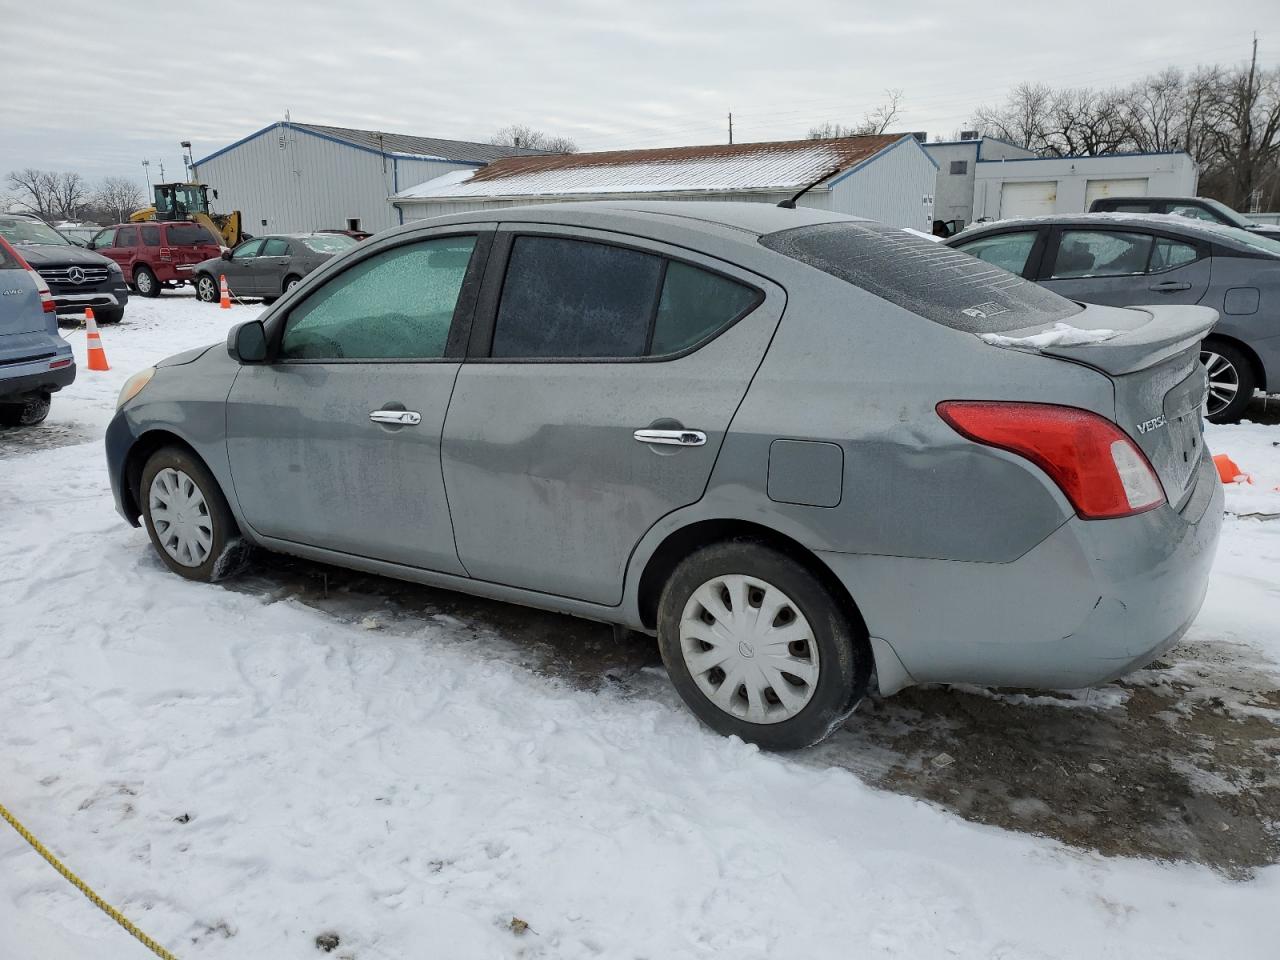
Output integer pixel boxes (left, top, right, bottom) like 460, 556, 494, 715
778, 164, 847, 209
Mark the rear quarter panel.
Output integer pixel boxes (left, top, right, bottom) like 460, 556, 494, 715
1207, 254, 1280, 387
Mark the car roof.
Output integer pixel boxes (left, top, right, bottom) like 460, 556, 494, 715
400, 199, 866, 241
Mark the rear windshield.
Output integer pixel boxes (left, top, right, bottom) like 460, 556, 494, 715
760, 221, 1081, 333
166, 224, 216, 246
302, 234, 357, 254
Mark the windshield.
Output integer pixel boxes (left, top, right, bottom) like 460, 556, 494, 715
1195, 221, 1280, 257
0, 216, 71, 246
761, 221, 1081, 333
303, 234, 357, 254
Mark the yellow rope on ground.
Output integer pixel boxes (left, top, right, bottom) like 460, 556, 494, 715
0, 800, 179, 960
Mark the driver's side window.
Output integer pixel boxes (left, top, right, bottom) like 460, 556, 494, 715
279, 235, 477, 361
233, 239, 264, 260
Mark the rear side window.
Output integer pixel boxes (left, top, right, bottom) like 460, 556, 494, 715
280, 236, 476, 361
140, 225, 161, 246
261, 238, 289, 256
166, 224, 214, 246
652, 261, 759, 354
761, 222, 1080, 333
955, 231, 1037, 276
493, 236, 663, 358
1050, 230, 1152, 279
1150, 237, 1199, 271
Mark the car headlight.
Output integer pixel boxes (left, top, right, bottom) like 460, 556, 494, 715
116, 367, 156, 410
107, 261, 123, 275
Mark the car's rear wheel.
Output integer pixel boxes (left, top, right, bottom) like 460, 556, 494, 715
283, 274, 302, 293
134, 265, 161, 298
657, 541, 870, 750
139, 446, 250, 582
1201, 340, 1256, 424
195, 274, 218, 303
0, 393, 51, 427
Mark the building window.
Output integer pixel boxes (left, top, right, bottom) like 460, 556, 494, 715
950, 160, 968, 175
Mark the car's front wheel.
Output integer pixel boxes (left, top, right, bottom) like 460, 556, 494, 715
657, 541, 871, 750
134, 265, 161, 298
139, 446, 250, 581
0, 393, 51, 427
195, 274, 218, 303
1201, 340, 1256, 424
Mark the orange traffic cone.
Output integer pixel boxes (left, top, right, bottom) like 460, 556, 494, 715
1213, 453, 1251, 485
219, 274, 231, 309
85, 308, 110, 371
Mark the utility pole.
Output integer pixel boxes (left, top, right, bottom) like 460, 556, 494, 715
1241, 32, 1259, 208
728, 110, 734, 145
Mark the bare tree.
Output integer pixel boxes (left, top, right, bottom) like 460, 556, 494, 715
49, 172, 89, 220
1042, 87, 1130, 156
6, 168, 59, 220
96, 176, 146, 223
808, 89, 906, 140
1205, 61, 1280, 209
489, 125, 578, 153
972, 82, 1055, 151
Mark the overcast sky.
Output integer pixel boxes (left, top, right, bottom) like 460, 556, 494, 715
1, 0, 1274, 190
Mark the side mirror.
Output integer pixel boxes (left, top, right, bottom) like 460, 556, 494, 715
220, 248, 233, 261
227, 320, 267, 364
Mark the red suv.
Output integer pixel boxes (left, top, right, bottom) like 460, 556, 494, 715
90, 222, 222, 297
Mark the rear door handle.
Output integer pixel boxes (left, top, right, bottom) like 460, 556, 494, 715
370, 409, 422, 425
1149, 280, 1192, 292
634, 428, 706, 447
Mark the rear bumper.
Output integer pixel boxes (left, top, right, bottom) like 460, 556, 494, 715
0, 356, 76, 401
822, 452, 1224, 692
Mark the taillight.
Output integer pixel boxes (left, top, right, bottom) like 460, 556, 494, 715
27, 269, 56, 313
937, 401, 1166, 520
160, 246, 173, 261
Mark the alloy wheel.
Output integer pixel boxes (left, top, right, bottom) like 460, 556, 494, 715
136, 269, 154, 294
148, 467, 213, 567
678, 574, 820, 724
197, 275, 216, 301
1201, 349, 1239, 418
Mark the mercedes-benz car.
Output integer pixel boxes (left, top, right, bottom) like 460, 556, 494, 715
0, 213, 130, 323
105, 201, 1222, 750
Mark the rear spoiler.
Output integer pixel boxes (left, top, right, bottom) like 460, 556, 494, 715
1040, 305, 1218, 376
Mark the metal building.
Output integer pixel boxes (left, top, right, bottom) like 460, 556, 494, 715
923, 134, 1036, 228
971, 151, 1199, 220
190, 122, 544, 235
391, 135, 939, 229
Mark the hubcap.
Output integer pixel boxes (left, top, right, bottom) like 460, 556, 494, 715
148, 468, 213, 567
1201, 349, 1239, 417
198, 277, 215, 300
679, 574, 820, 724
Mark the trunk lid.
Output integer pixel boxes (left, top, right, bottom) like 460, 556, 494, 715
0, 268, 47, 338
981, 303, 1217, 510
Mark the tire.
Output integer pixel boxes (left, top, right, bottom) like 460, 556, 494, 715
1201, 340, 1256, 424
283, 274, 302, 294
0, 393, 51, 427
133, 265, 161, 298
657, 541, 871, 750
95, 307, 124, 324
195, 274, 218, 303
139, 446, 250, 582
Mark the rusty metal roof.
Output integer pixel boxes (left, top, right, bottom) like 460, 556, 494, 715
394, 135, 905, 200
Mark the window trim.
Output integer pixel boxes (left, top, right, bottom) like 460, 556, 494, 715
467, 226, 765, 364
265, 229, 493, 365
1038, 226, 1207, 281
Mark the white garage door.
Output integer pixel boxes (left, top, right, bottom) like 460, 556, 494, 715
999, 181, 1057, 218
1084, 178, 1149, 208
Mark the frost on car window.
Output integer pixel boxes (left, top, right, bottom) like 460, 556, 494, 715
761, 221, 1080, 333
280, 236, 476, 360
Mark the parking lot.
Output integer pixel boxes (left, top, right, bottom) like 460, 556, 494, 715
2, 295, 1278, 958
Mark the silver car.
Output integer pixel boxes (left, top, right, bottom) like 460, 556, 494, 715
105, 202, 1223, 749
193, 233, 358, 305
945, 213, 1280, 423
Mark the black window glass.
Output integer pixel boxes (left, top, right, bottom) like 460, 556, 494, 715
762, 222, 1081, 334
492, 236, 663, 358
261, 238, 289, 256
652, 261, 758, 355
280, 236, 475, 361
949, 160, 968, 175
140, 225, 161, 246
167, 224, 215, 246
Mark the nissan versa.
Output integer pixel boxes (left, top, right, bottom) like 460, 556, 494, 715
105, 202, 1223, 750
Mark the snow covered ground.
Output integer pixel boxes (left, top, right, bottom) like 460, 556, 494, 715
1, 295, 1278, 959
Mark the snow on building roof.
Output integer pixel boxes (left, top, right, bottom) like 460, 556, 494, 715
393, 135, 905, 200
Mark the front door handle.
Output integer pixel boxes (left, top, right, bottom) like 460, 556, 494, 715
370, 409, 422, 425
634, 428, 706, 447
1149, 280, 1192, 292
